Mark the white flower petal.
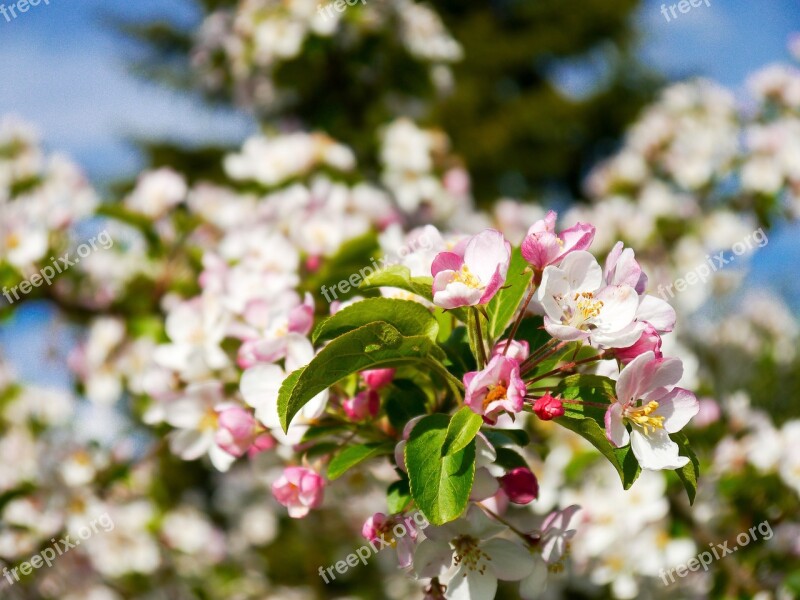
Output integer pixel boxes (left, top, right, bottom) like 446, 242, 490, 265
630, 428, 688, 470
483, 539, 535, 581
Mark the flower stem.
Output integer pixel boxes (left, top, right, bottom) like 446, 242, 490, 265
477, 503, 533, 545
523, 353, 605, 383
472, 307, 488, 369
502, 281, 537, 355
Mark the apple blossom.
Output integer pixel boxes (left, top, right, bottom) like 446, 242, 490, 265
521, 210, 595, 272
414, 505, 534, 600
614, 323, 663, 364
271, 467, 325, 519
463, 355, 526, 424
491, 339, 529, 361
605, 351, 699, 470
215, 406, 276, 458
431, 229, 511, 309
533, 251, 644, 348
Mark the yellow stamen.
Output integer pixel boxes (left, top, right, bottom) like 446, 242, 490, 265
573, 292, 604, 320
626, 401, 664, 434
483, 384, 508, 410
452, 264, 482, 289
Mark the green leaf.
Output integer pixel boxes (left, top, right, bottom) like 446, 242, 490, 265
486, 247, 533, 341
405, 414, 476, 525
385, 380, 429, 431
483, 428, 530, 448
278, 322, 457, 431
493, 447, 529, 470
313, 297, 438, 344
387, 479, 412, 514
359, 265, 435, 301
671, 431, 700, 505
328, 442, 395, 480
440, 326, 476, 379
554, 374, 641, 489
442, 406, 484, 456
359, 265, 469, 323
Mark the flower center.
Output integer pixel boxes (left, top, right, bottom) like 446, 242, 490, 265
6, 233, 20, 250
452, 264, 482, 289
452, 535, 490, 574
199, 410, 219, 432
625, 400, 664, 434
483, 384, 508, 410
574, 292, 604, 321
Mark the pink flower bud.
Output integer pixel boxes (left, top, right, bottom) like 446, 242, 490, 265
491, 340, 530, 361
215, 407, 258, 457
521, 210, 595, 271
361, 368, 396, 390
248, 433, 276, 456
271, 467, 325, 519
288, 293, 315, 336
500, 467, 539, 505
361, 512, 389, 541
614, 323, 662, 365
342, 390, 380, 421
533, 394, 565, 421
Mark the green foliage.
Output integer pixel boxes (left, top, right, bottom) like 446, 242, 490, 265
405, 414, 476, 525
485, 247, 532, 341
278, 322, 458, 431
441, 406, 484, 456
385, 380, 429, 431
671, 431, 700, 505
123, 0, 655, 201
387, 479, 413, 514
313, 297, 439, 344
328, 442, 395, 480
554, 374, 642, 489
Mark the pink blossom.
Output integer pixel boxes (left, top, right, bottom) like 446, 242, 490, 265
604, 241, 647, 294
693, 397, 721, 428
532, 394, 565, 421
271, 467, 325, 518
361, 368, 396, 390
362, 512, 390, 541
464, 355, 526, 424
215, 406, 275, 458
342, 390, 380, 421
431, 229, 511, 309
288, 292, 315, 335
492, 340, 530, 361
605, 351, 699, 470
521, 210, 595, 272
500, 467, 539, 505
362, 512, 420, 568
613, 323, 663, 365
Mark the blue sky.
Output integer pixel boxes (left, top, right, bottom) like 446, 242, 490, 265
0, 0, 798, 383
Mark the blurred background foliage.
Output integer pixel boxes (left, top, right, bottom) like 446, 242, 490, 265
123, 0, 658, 202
